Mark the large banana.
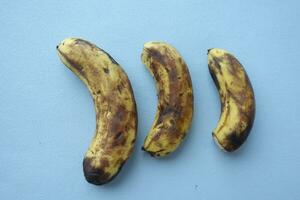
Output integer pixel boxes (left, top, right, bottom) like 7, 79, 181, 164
208, 48, 255, 152
141, 42, 193, 157
57, 38, 137, 185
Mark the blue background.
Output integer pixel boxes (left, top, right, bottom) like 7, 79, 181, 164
1, 0, 300, 199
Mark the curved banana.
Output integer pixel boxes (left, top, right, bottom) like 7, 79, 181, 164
141, 42, 193, 157
57, 38, 137, 185
208, 48, 255, 152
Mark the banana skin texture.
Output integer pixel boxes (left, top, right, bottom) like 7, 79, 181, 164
57, 38, 137, 185
141, 42, 194, 157
208, 48, 255, 152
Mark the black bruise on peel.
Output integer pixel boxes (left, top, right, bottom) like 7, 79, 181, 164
83, 158, 111, 185
224, 108, 255, 151
83, 158, 126, 185
103, 68, 109, 74
169, 68, 177, 81
114, 132, 123, 140
225, 132, 245, 152
212, 57, 222, 70
146, 48, 167, 65
156, 106, 181, 125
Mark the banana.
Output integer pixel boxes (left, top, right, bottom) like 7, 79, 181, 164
56, 38, 137, 185
208, 48, 255, 152
141, 42, 194, 157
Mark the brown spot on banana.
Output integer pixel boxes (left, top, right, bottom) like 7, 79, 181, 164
208, 48, 255, 152
141, 42, 194, 157
57, 38, 137, 185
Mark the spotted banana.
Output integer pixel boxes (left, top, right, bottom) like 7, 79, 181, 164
208, 48, 255, 152
57, 38, 137, 185
141, 42, 194, 157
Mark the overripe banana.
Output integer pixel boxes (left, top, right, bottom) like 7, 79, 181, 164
57, 38, 137, 185
141, 42, 193, 157
208, 48, 255, 152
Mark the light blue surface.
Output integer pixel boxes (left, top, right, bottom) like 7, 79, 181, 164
1, 0, 300, 199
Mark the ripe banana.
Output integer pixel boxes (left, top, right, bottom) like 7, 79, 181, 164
57, 38, 137, 185
141, 42, 194, 157
208, 48, 255, 152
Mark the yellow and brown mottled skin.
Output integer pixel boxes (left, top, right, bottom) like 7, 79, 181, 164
141, 42, 194, 157
208, 48, 255, 152
57, 38, 137, 185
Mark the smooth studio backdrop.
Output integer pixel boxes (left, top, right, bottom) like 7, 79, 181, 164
1, 1, 300, 199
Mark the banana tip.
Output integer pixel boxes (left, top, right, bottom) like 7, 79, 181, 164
213, 133, 227, 152
83, 158, 112, 185
207, 48, 213, 54
141, 147, 159, 157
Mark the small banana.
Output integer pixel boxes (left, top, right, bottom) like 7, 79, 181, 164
208, 48, 255, 152
57, 38, 137, 185
141, 42, 194, 157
